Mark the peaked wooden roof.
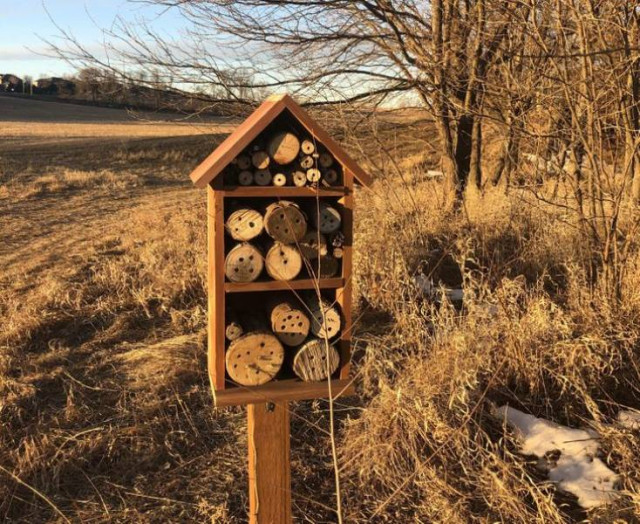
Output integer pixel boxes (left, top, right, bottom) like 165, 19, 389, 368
189, 93, 373, 188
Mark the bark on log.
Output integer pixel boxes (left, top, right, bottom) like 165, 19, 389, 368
254, 168, 272, 186
292, 338, 340, 382
265, 242, 303, 281
300, 139, 315, 155
226, 332, 284, 386
236, 154, 252, 170
291, 170, 307, 187
268, 132, 300, 165
272, 172, 287, 187
306, 168, 322, 183
238, 170, 254, 186
319, 153, 334, 168
252, 151, 270, 169
311, 203, 342, 234
299, 229, 328, 260
268, 301, 310, 347
225, 208, 264, 241
224, 243, 263, 282
264, 201, 307, 244
305, 296, 341, 340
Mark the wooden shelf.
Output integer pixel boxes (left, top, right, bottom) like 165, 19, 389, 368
224, 277, 344, 293
222, 186, 347, 198
213, 378, 355, 407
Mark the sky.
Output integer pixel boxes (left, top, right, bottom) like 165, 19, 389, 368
0, 1, 187, 79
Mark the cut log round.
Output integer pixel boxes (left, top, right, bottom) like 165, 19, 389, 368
319, 152, 334, 168
265, 242, 303, 281
267, 132, 300, 165
291, 170, 307, 187
299, 229, 327, 260
226, 332, 284, 386
323, 169, 339, 185
264, 201, 307, 244
225, 321, 244, 341
224, 243, 263, 282
306, 168, 322, 183
269, 301, 310, 347
299, 156, 314, 169
225, 208, 264, 241
300, 139, 315, 155
306, 297, 341, 339
252, 151, 270, 169
238, 170, 254, 186
254, 169, 272, 186
272, 172, 287, 187
311, 203, 342, 234
292, 338, 340, 382
332, 247, 344, 259
236, 154, 252, 170
314, 254, 339, 278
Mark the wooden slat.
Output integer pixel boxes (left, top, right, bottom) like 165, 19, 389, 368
208, 185, 226, 391
336, 171, 354, 379
248, 402, 292, 524
214, 379, 355, 408
224, 277, 344, 293
222, 186, 347, 198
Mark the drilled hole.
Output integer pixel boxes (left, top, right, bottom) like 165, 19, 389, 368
260, 342, 265, 348
249, 222, 254, 228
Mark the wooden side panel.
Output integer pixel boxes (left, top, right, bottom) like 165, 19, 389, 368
208, 185, 226, 392
336, 171, 354, 379
248, 402, 292, 524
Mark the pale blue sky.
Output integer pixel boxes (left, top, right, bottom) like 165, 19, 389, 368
0, 1, 186, 79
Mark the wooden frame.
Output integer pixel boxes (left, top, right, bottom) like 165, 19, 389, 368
194, 94, 371, 407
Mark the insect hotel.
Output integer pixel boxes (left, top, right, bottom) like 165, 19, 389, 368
189, 93, 371, 523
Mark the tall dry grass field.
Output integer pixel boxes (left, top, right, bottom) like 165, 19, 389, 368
1, 99, 640, 522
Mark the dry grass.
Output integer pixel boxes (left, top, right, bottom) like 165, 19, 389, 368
1, 107, 640, 522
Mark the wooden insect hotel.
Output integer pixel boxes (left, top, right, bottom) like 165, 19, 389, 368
190, 93, 372, 407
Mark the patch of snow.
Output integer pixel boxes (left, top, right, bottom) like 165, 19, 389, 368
495, 405, 618, 509
618, 409, 640, 430
413, 274, 464, 303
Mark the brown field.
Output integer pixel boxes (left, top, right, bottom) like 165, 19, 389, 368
1, 97, 640, 522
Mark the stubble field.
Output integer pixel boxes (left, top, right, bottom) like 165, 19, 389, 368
1, 94, 640, 523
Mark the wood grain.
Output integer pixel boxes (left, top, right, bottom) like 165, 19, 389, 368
248, 402, 292, 524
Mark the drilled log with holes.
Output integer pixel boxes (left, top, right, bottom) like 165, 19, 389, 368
236, 154, 252, 170
292, 338, 340, 382
306, 168, 321, 183
322, 169, 339, 185
299, 155, 314, 169
264, 201, 307, 244
265, 242, 303, 281
305, 296, 341, 340
299, 229, 328, 260
224, 242, 263, 282
267, 299, 310, 347
311, 203, 342, 234
272, 172, 287, 187
225, 208, 264, 241
226, 332, 284, 386
300, 139, 315, 155
319, 152, 334, 168
238, 170, 254, 186
268, 132, 300, 165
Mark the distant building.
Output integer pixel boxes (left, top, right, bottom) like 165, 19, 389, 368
1, 74, 23, 92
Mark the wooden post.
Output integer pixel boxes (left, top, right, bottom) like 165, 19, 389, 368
248, 402, 292, 524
